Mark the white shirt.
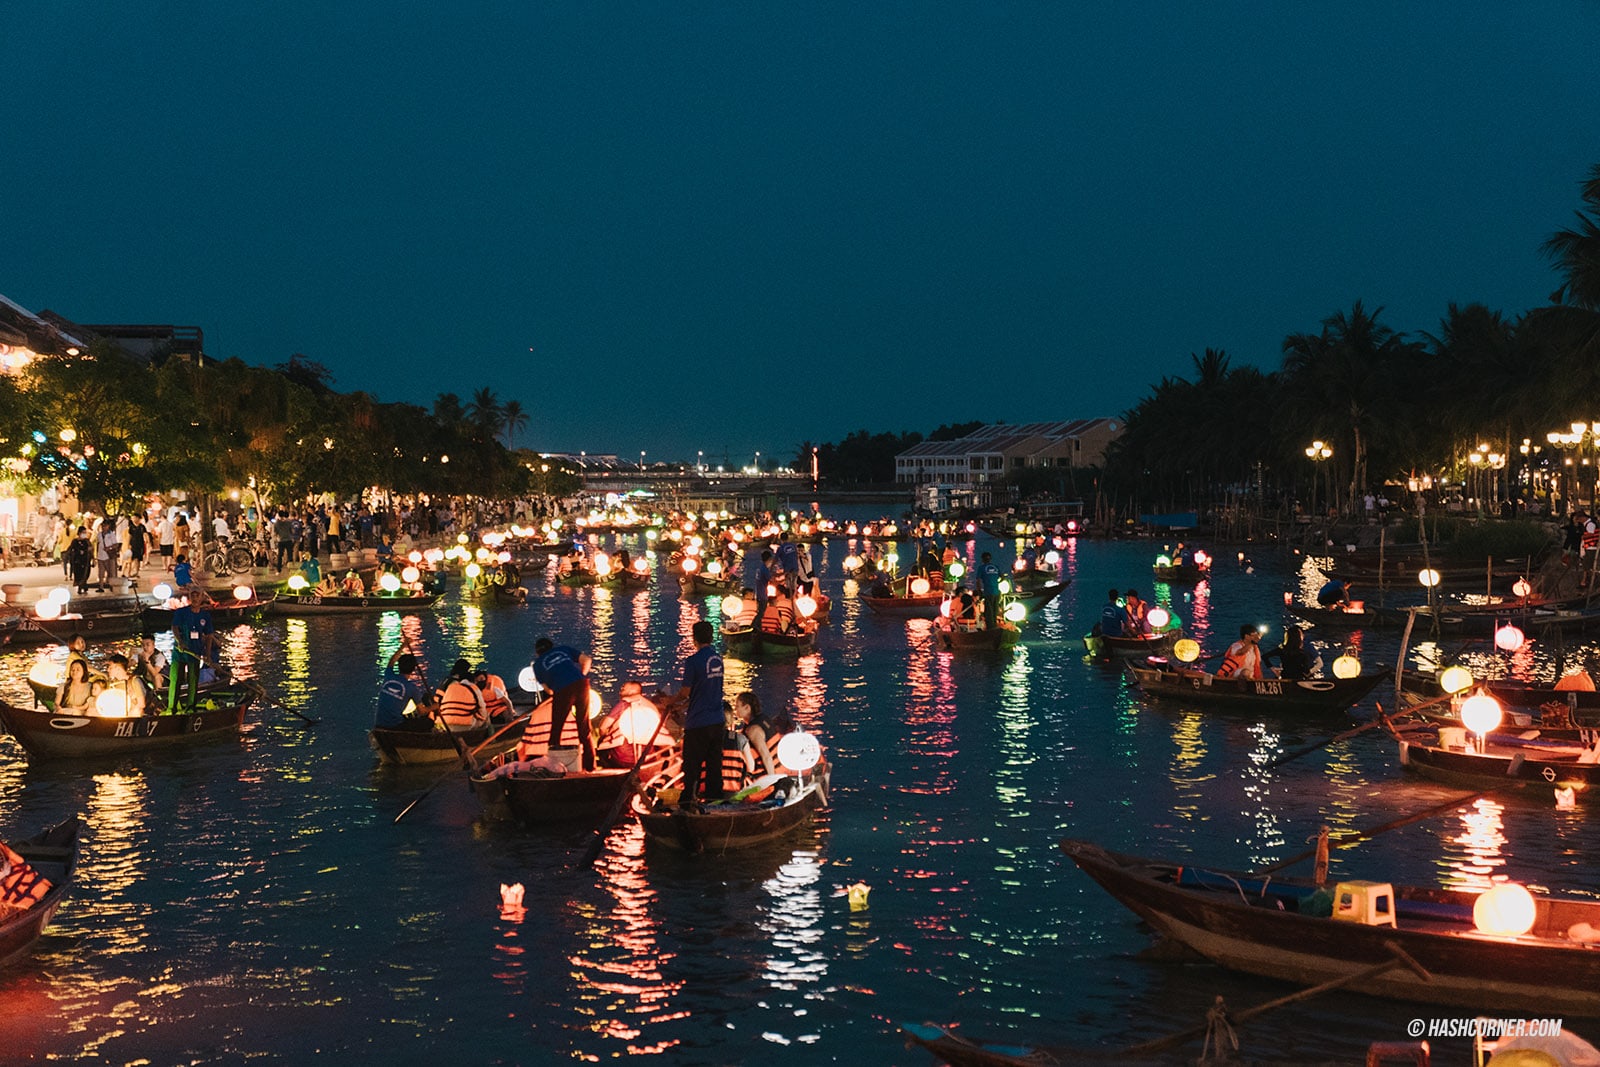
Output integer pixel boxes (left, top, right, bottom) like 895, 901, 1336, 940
158, 518, 175, 546
213, 516, 230, 539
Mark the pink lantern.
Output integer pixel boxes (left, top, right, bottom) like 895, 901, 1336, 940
1494, 624, 1525, 652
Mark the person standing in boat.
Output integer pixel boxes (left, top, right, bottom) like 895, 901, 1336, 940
66, 526, 93, 595
667, 620, 725, 809
531, 637, 595, 771
976, 552, 1002, 630
775, 533, 801, 596
1216, 625, 1265, 680
374, 649, 434, 731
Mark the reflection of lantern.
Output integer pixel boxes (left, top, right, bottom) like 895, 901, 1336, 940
616, 700, 662, 744
1173, 639, 1201, 663
1419, 568, 1441, 588
233, 585, 252, 602
35, 599, 62, 620
777, 731, 821, 772
95, 687, 127, 717
1512, 578, 1532, 598
287, 574, 309, 591
910, 577, 931, 596
379, 573, 402, 592
1494, 625, 1525, 652
1473, 882, 1537, 937
1439, 665, 1474, 693
848, 883, 871, 911
720, 594, 745, 617
1332, 655, 1361, 679
401, 566, 420, 583
464, 562, 482, 579
1003, 602, 1026, 623
796, 596, 818, 618
518, 666, 538, 691
1146, 607, 1171, 629
1460, 692, 1503, 736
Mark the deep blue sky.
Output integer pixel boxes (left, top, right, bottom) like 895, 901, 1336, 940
8, 3, 1600, 463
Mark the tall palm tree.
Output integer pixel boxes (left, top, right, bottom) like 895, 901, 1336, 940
466, 387, 503, 443
1535, 164, 1600, 401
500, 399, 529, 447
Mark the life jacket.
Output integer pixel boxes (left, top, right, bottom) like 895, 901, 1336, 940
438, 679, 486, 731
761, 600, 795, 635
721, 735, 751, 793
480, 673, 512, 720
1217, 640, 1259, 680
0, 842, 52, 909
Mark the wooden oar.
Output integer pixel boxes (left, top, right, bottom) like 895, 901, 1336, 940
1261, 713, 1388, 769
1252, 789, 1492, 876
576, 701, 674, 869
1119, 941, 1432, 1055
391, 713, 533, 826
244, 678, 321, 726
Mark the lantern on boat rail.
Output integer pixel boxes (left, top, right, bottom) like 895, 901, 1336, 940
910, 577, 930, 596
1003, 601, 1027, 624
1494, 624, 1525, 652
1512, 578, 1532, 599
408, 551, 423, 564
1473, 881, 1537, 937
720, 594, 745, 617
1459, 690, 1503, 749
632, 558, 648, 574
401, 566, 421, 584
1419, 568, 1441, 588
706, 560, 722, 576
1146, 607, 1171, 630
682, 556, 699, 573
1439, 665, 1474, 694
379, 573, 402, 593
35, 598, 63, 620
616, 700, 662, 744
1173, 639, 1201, 663
777, 731, 821, 773
95, 686, 128, 718
232, 585, 252, 602
947, 561, 965, 579
796, 596, 818, 619
28, 655, 66, 689
997, 579, 1012, 595
1044, 550, 1060, 566
517, 666, 538, 692
1332, 654, 1361, 679
593, 553, 612, 577
287, 575, 309, 591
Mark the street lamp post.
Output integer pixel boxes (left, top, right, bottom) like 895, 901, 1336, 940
640, 450, 646, 472
1305, 440, 1333, 523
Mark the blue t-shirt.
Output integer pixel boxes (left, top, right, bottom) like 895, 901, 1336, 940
375, 663, 429, 728
1100, 602, 1129, 633
533, 645, 586, 692
978, 562, 1002, 596
174, 560, 192, 587
680, 646, 725, 730
776, 542, 800, 578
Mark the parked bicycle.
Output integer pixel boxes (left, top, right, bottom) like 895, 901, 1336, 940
203, 537, 258, 576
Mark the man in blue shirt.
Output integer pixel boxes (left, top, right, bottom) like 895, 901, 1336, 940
1099, 588, 1131, 638
375, 649, 433, 730
775, 534, 801, 595
671, 620, 725, 808
977, 551, 1003, 630
532, 636, 595, 771
754, 550, 775, 651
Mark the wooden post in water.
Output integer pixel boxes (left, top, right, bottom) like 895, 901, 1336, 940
1377, 526, 1386, 609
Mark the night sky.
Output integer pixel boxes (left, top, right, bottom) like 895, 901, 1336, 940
8, 3, 1600, 463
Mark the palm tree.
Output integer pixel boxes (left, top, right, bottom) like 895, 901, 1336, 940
1535, 164, 1600, 401
466, 387, 503, 442
500, 399, 529, 447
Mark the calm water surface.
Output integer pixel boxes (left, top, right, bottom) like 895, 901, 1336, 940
1, 536, 1596, 1065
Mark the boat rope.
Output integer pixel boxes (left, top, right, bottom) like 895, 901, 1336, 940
1199, 996, 1239, 1063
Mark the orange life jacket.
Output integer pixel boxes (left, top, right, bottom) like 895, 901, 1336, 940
1217, 640, 1260, 680
0, 842, 51, 908
438, 679, 486, 731
480, 673, 512, 719
761, 600, 795, 635
721, 741, 751, 793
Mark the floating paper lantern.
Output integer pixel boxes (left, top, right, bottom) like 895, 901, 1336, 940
1173, 639, 1201, 663
720, 595, 745, 617
1439, 665, 1474, 693
1473, 882, 1536, 937
777, 731, 821, 772
379, 573, 402, 593
1146, 607, 1171, 630
1332, 655, 1361, 679
910, 577, 931, 596
1460, 692, 1503, 736
1494, 625, 1525, 652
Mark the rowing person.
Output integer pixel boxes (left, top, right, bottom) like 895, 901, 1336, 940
529, 637, 595, 771
375, 649, 435, 732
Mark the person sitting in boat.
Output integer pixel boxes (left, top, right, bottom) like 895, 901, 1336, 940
313, 572, 340, 596
56, 657, 96, 713
103, 654, 149, 717
721, 702, 757, 791
340, 571, 364, 597
0, 838, 54, 921
436, 658, 489, 733
760, 588, 799, 635
66, 634, 106, 684
1263, 626, 1314, 680
1122, 589, 1151, 635
298, 554, 322, 589
953, 590, 981, 630
595, 682, 662, 769
1315, 578, 1352, 608
1096, 588, 1130, 639
133, 634, 169, 693
869, 576, 895, 599
473, 664, 515, 724
374, 650, 434, 731
1216, 625, 1265, 681
1173, 542, 1193, 566
734, 690, 792, 777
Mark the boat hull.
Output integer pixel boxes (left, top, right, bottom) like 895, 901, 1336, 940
271, 593, 441, 615
1399, 737, 1600, 795
471, 767, 635, 823
637, 764, 830, 853
935, 623, 1020, 651
0, 820, 80, 969
0, 691, 252, 760
369, 723, 517, 766
720, 626, 817, 657
862, 594, 944, 619
1084, 630, 1178, 658
1127, 666, 1383, 714
6, 611, 142, 644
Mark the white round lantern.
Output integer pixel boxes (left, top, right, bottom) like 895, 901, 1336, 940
1494, 625, 1525, 652
1473, 882, 1537, 937
1460, 692, 1503, 736
777, 731, 821, 772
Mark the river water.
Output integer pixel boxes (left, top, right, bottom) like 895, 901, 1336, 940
1, 534, 1596, 1065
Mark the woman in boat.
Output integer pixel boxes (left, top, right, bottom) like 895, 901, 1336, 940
1123, 589, 1151, 635
104, 654, 150, 717
313, 572, 340, 596
339, 571, 364, 597
56, 657, 95, 713
437, 659, 489, 733
735, 691, 791, 777
1263, 625, 1315, 680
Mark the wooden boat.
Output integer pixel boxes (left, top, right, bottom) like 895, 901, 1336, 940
1398, 728, 1600, 795
270, 591, 442, 615
1126, 663, 1384, 715
899, 1023, 1051, 1067
370, 719, 522, 766
0, 687, 255, 760
678, 570, 740, 597
633, 760, 831, 853
1060, 837, 1600, 1017
1, 819, 80, 968
3, 609, 142, 645
556, 568, 622, 589
720, 622, 818, 657
1082, 629, 1178, 659
1152, 561, 1209, 583
141, 593, 275, 631
1398, 670, 1600, 726
1012, 580, 1068, 613
471, 739, 675, 824
1289, 602, 1415, 630
620, 567, 652, 588
934, 620, 1020, 651
862, 592, 944, 619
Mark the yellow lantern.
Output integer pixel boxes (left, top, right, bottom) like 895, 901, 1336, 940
1439, 665, 1474, 693
1173, 638, 1201, 663
1332, 655, 1360, 679
1473, 882, 1537, 937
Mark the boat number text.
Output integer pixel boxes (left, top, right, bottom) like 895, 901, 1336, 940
1253, 681, 1283, 695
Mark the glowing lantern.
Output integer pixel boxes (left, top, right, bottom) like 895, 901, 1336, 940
28, 657, 65, 688
1284, 590, 1293, 605
586, 689, 604, 719
706, 560, 723, 576
1146, 607, 1171, 630
50, 586, 72, 605
1460, 692, 1503, 736
1332, 655, 1361, 679
1155, 555, 1172, 568
1419, 568, 1441, 588
518, 666, 538, 691
910, 577, 931, 596
848, 883, 871, 911
1494, 625, 1525, 652
464, 562, 482, 579
593, 553, 612, 576
777, 731, 821, 772
616, 701, 662, 744
720, 594, 745, 617
997, 579, 1012, 595
456, 533, 468, 544
475, 548, 491, 563
498, 551, 512, 564
425, 548, 444, 563
1556, 787, 1576, 811
1012, 559, 1026, 572
948, 561, 966, 579
1512, 578, 1532, 598
407, 550, 423, 564
842, 555, 862, 571
940, 599, 951, 617
796, 596, 817, 618
232, 585, 252, 602
287, 574, 309, 591
1473, 882, 1537, 937
1192, 550, 1209, 567
1439, 665, 1474, 694
766, 583, 778, 598
95, 687, 128, 717
633, 558, 649, 573
1014, 522, 1026, 534
1173, 639, 1201, 663
401, 566, 420, 583
1066, 520, 1077, 533
1044, 551, 1060, 566
1003, 601, 1027, 623
884, 552, 899, 568
35, 599, 62, 620
682, 556, 699, 573
379, 573, 402, 593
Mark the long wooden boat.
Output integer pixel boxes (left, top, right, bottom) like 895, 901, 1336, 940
1398, 729, 1600, 795
720, 623, 818, 657
1398, 670, 1600, 726
677, 569, 741, 597
556, 569, 623, 589
1126, 663, 1384, 715
934, 620, 1020, 651
633, 760, 831, 854
470, 741, 675, 824
370, 720, 522, 766
1, 819, 80, 969
1289, 602, 1416, 630
1152, 561, 1209, 583
4, 610, 142, 645
0, 687, 254, 760
1061, 837, 1600, 1016
862, 592, 944, 619
270, 591, 442, 615
1082, 629, 1178, 659
1012, 581, 1067, 614
141, 594, 276, 631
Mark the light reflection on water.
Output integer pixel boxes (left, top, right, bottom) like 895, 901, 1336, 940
0, 536, 1596, 1064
